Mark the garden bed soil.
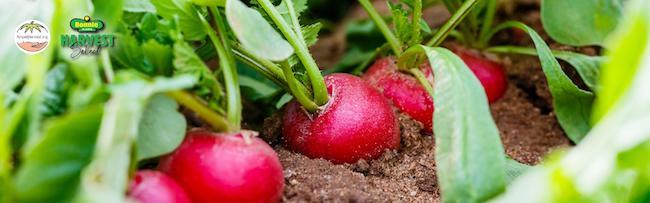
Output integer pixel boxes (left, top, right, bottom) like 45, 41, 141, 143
260, 0, 575, 202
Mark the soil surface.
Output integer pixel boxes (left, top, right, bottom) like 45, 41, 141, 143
262, 0, 574, 202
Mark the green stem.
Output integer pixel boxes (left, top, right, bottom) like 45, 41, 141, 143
167, 91, 231, 132
358, 0, 402, 56
280, 61, 319, 112
257, 0, 329, 106
477, 0, 497, 48
411, 0, 423, 46
285, 0, 305, 46
100, 51, 114, 82
486, 46, 539, 56
425, 0, 480, 47
409, 68, 434, 96
232, 48, 289, 91
203, 7, 241, 131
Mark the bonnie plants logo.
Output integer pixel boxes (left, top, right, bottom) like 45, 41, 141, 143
70, 16, 104, 32
61, 16, 115, 59
14, 20, 50, 54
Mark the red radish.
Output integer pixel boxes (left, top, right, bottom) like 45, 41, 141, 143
283, 73, 400, 164
128, 170, 191, 203
456, 50, 508, 103
363, 57, 434, 132
159, 130, 284, 203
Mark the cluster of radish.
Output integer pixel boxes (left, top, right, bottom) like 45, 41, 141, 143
126, 0, 508, 202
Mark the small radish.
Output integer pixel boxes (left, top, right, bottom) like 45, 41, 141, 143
159, 130, 284, 203
128, 170, 191, 203
363, 57, 434, 132
283, 73, 400, 164
456, 50, 508, 103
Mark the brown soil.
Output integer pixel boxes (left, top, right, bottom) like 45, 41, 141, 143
263, 0, 573, 202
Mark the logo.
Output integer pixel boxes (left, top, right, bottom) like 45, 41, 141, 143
15, 20, 50, 54
61, 16, 115, 59
70, 16, 104, 32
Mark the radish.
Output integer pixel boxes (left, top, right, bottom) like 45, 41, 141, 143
282, 73, 400, 164
159, 129, 284, 203
363, 57, 435, 132
128, 170, 191, 203
456, 50, 508, 103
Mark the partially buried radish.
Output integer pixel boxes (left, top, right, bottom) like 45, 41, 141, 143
283, 73, 400, 164
455, 49, 508, 103
159, 129, 284, 203
128, 170, 191, 203
363, 57, 434, 132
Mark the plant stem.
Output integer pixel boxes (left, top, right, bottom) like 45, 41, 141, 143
411, 0, 423, 46
256, 0, 329, 106
167, 90, 231, 132
358, 0, 402, 56
280, 61, 319, 112
478, 0, 497, 48
100, 51, 114, 82
285, 0, 305, 46
409, 68, 434, 96
204, 7, 241, 131
425, 0, 480, 47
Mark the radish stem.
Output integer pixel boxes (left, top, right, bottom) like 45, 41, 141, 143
256, 0, 329, 106
426, 0, 480, 47
202, 7, 241, 131
280, 61, 319, 112
358, 0, 402, 56
167, 90, 231, 132
478, 0, 497, 48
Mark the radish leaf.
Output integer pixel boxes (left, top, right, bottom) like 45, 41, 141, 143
493, 4, 650, 201
493, 22, 595, 143
487, 46, 604, 91
151, 0, 207, 41
136, 94, 186, 161
226, 0, 294, 62
400, 46, 507, 203
541, 0, 623, 46
14, 106, 102, 203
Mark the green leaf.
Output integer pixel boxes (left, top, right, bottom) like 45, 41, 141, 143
388, 1, 413, 47
190, 0, 224, 6
123, 0, 156, 12
486, 46, 604, 91
276, 0, 308, 17
541, 0, 623, 46
14, 105, 103, 203
505, 158, 531, 184
173, 40, 225, 111
497, 22, 595, 143
226, 0, 294, 61
400, 46, 507, 203
593, 6, 649, 123
92, 0, 124, 32
40, 63, 74, 118
492, 4, 650, 201
76, 74, 195, 203
151, 0, 207, 41
142, 40, 174, 76
302, 22, 322, 47
136, 94, 186, 161
110, 33, 148, 73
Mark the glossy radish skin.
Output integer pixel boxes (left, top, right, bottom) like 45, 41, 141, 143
363, 57, 434, 132
283, 73, 400, 164
128, 170, 191, 203
456, 50, 508, 103
159, 130, 284, 203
